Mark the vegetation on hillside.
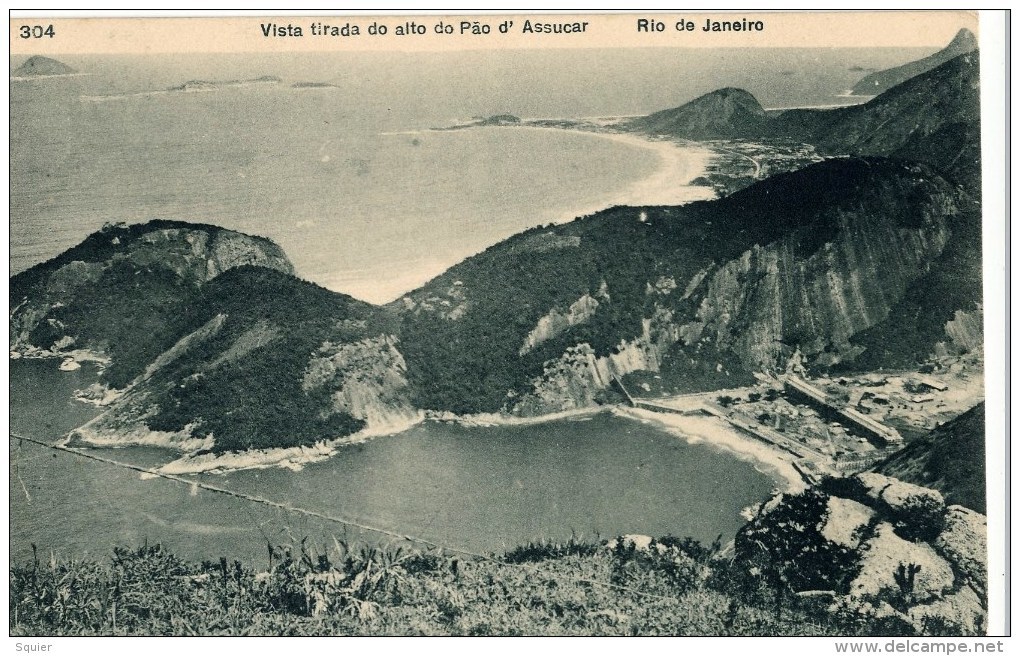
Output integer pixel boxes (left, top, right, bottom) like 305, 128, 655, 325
9, 535, 952, 636
874, 403, 986, 513
398, 157, 964, 413
10, 221, 291, 389
142, 266, 387, 453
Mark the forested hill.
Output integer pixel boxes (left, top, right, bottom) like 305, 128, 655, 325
627, 87, 767, 139
395, 158, 970, 415
13, 155, 977, 451
772, 53, 981, 193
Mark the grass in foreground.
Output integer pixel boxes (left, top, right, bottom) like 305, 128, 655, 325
10, 537, 922, 636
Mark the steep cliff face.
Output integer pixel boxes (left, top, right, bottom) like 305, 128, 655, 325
531, 160, 964, 412
519, 291, 603, 355
10, 220, 294, 388
303, 335, 422, 431
736, 472, 987, 635
678, 198, 953, 373
513, 304, 680, 415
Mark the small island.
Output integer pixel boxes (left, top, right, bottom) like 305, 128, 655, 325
168, 80, 218, 92
168, 75, 282, 92
477, 114, 521, 126
12, 55, 76, 77
291, 81, 339, 89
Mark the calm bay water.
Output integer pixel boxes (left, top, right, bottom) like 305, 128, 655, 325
10, 359, 777, 565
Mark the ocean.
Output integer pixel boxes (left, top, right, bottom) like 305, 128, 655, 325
10, 47, 932, 303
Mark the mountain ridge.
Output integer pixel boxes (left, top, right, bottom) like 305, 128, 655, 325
850, 28, 977, 96
10, 156, 977, 452
632, 52, 980, 194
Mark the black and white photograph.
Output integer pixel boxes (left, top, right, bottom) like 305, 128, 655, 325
8, 10, 1005, 640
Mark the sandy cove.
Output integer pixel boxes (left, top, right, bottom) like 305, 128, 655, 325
497, 124, 718, 209
446, 403, 805, 495
149, 403, 806, 491
610, 406, 806, 494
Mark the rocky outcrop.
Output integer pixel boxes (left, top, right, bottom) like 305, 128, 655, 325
940, 308, 983, 356
737, 472, 987, 635
934, 506, 987, 595
513, 304, 679, 415
850, 523, 955, 601
10, 221, 293, 362
303, 335, 422, 430
874, 403, 986, 512
818, 497, 875, 549
519, 293, 601, 355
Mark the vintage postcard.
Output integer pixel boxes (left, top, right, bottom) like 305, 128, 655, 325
8, 10, 1006, 642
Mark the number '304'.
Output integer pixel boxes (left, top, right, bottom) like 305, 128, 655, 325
19, 25, 55, 38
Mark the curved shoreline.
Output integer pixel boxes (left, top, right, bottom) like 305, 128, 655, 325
610, 406, 806, 495
339, 123, 717, 303
153, 412, 426, 476
475, 124, 717, 215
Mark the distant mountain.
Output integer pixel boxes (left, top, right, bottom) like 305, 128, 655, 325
628, 87, 767, 139
850, 28, 977, 96
874, 403, 986, 513
12, 55, 75, 77
773, 52, 981, 193
633, 52, 980, 194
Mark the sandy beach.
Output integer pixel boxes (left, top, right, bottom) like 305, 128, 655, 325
506, 124, 718, 211
611, 406, 806, 494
